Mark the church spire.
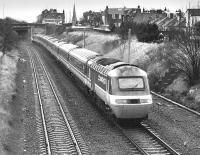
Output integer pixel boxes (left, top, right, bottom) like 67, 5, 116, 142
72, 3, 77, 25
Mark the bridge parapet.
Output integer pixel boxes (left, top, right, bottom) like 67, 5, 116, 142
12, 23, 45, 27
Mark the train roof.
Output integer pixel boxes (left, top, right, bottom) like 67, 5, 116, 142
89, 57, 122, 75
96, 58, 121, 66
54, 40, 66, 47
59, 43, 78, 53
108, 65, 147, 77
42, 36, 53, 41
42, 35, 51, 39
89, 57, 141, 76
49, 38, 59, 43
69, 48, 100, 63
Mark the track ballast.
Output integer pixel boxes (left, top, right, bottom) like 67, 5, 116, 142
26, 43, 89, 155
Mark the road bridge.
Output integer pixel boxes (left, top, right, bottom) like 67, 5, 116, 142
12, 23, 46, 40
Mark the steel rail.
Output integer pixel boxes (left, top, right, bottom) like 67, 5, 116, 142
112, 121, 148, 155
27, 48, 52, 155
151, 91, 200, 116
141, 122, 180, 155
33, 48, 83, 155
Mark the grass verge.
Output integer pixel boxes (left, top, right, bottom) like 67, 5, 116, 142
0, 50, 19, 154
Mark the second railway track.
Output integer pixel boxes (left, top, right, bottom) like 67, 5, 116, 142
26, 44, 89, 155
151, 91, 200, 116
115, 121, 180, 155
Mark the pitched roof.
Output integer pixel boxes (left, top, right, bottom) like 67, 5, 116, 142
41, 9, 64, 19
107, 7, 141, 15
188, 9, 200, 16
108, 8, 124, 14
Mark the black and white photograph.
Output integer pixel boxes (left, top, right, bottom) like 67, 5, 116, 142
0, 0, 200, 154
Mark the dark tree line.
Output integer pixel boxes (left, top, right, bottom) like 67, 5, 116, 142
194, 21, 200, 35
115, 20, 160, 42
0, 18, 19, 55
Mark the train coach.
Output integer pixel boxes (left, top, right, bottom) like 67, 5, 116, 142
32, 34, 153, 120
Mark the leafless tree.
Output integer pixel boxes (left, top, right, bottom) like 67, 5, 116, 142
166, 30, 200, 85
0, 18, 19, 55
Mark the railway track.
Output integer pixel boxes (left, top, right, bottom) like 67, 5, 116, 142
26, 44, 89, 155
28, 40, 194, 154
94, 98, 180, 155
114, 121, 180, 155
151, 91, 200, 116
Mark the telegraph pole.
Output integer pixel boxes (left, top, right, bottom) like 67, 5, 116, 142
83, 28, 86, 48
45, 24, 47, 35
30, 27, 32, 41
127, 28, 131, 63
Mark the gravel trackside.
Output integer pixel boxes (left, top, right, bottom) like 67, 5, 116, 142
4, 44, 40, 155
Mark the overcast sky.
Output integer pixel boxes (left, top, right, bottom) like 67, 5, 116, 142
0, 0, 198, 22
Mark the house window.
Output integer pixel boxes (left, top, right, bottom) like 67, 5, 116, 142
108, 14, 112, 20
112, 14, 115, 19
119, 14, 121, 19
115, 14, 119, 19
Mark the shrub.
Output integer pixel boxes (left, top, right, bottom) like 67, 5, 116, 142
118, 21, 159, 42
70, 35, 85, 44
55, 25, 66, 35
103, 39, 120, 54
194, 21, 200, 36
165, 30, 200, 86
136, 23, 159, 42
46, 24, 57, 35
0, 18, 19, 55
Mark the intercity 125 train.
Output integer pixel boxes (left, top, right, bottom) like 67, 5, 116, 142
32, 34, 153, 120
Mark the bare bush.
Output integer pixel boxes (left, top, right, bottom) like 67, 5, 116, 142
103, 39, 120, 54
0, 18, 19, 55
166, 30, 200, 86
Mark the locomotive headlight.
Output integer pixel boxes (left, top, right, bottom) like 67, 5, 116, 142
140, 98, 152, 103
115, 99, 127, 104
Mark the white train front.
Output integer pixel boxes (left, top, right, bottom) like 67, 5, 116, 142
32, 34, 153, 119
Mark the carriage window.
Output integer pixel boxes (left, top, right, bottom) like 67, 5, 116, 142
118, 77, 144, 90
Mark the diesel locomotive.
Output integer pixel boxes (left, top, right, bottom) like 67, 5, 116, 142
32, 34, 153, 119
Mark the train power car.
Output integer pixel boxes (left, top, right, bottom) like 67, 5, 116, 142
32, 34, 153, 120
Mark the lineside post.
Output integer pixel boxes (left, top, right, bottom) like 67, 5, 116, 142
128, 28, 131, 63
83, 28, 86, 48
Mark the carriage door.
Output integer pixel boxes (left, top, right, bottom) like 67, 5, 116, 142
90, 68, 95, 92
105, 79, 110, 105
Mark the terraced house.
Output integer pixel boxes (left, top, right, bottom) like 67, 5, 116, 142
37, 9, 65, 25
186, 8, 200, 27
103, 6, 141, 27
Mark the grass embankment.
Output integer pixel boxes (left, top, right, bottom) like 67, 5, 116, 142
0, 51, 18, 154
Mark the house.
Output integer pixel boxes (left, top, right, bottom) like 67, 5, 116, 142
186, 9, 200, 27
103, 6, 141, 27
37, 9, 65, 25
